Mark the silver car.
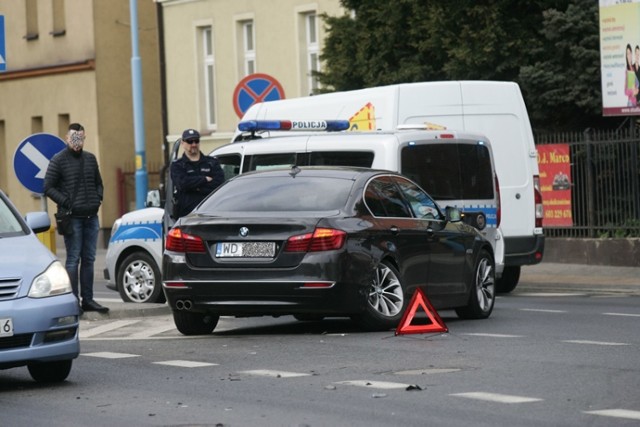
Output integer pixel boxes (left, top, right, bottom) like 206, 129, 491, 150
0, 189, 80, 383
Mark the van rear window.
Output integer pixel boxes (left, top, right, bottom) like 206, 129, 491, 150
401, 143, 494, 200
309, 151, 374, 168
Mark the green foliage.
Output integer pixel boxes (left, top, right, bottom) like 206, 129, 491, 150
317, 0, 618, 133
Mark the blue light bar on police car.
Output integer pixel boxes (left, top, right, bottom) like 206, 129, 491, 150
238, 120, 350, 132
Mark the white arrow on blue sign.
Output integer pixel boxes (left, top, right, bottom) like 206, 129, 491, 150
13, 133, 67, 194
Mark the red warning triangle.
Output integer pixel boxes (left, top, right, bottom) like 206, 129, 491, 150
395, 288, 448, 335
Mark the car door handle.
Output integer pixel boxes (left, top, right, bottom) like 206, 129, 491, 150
426, 227, 434, 238
390, 226, 399, 235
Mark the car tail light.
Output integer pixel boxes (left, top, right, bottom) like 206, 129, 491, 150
165, 228, 206, 253
495, 174, 501, 228
533, 175, 543, 228
284, 228, 346, 252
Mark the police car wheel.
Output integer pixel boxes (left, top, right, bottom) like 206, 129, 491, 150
495, 266, 521, 293
117, 251, 165, 304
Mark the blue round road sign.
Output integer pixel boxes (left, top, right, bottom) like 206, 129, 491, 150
13, 133, 66, 194
233, 73, 285, 118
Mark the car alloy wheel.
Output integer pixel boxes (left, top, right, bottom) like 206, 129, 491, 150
456, 249, 495, 319
354, 261, 406, 331
117, 252, 164, 303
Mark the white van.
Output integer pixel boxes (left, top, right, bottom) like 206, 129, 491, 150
212, 121, 504, 279
237, 81, 544, 292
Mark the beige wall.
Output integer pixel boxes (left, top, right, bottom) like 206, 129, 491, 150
0, 0, 162, 239
160, 0, 345, 154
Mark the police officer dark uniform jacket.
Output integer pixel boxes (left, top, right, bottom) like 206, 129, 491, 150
44, 147, 103, 217
171, 147, 225, 218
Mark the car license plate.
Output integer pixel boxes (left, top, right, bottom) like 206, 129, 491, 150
216, 242, 275, 258
1, 317, 14, 337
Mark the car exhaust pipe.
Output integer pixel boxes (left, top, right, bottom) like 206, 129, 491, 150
176, 300, 184, 310
183, 300, 193, 310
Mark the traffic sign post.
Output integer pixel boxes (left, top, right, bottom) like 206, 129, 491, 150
0, 15, 6, 72
13, 133, 67, 195
233, 73, 285, 118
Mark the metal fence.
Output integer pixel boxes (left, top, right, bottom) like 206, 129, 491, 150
536, 128, 640, 238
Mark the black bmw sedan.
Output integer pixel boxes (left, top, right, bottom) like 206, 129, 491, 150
162, 166, 495, 335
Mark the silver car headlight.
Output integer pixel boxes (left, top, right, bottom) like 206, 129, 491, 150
28, 261, 72, 298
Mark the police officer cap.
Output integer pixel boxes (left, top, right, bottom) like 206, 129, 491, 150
182, 129, 200, 141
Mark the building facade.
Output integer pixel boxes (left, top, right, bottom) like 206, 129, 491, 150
158, 0, 345, 154
0, 0, 163, 244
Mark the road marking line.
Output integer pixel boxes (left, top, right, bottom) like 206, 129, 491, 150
335, 380, 413, 390
520, 308, 566, 313
519, 292, 585, 297
154, 360, 218, 368
584, 409, 640, 420
603, 312, 640, 318
461, 333, 523, 338
451, 392, 543, 403
80, 320, 141, 338
239, 369, 311, 378
395, 368, 461, 375
128, 323, 177, 338
82, 352, 140, 359
563, 340, 630, 346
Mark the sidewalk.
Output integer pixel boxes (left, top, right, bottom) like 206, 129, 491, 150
58, 247, 640, 322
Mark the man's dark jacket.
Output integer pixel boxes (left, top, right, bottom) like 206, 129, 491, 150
44, 148, 104, 216
170, 153, 224, 218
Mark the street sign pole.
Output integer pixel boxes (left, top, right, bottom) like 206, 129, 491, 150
0, 15, 7, 72
129, 0, 148, 209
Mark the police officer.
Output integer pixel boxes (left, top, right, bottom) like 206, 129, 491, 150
170, 129, 225, 218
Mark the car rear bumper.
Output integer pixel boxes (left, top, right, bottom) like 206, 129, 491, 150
504, 235, 545, 266
163, 278, 362, 316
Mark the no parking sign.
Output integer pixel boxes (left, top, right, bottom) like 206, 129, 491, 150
233, 73, 285, 118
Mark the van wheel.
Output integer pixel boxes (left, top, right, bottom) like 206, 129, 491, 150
456, 249, 495, 319
353, 261, 406, 331
173, 311, 219, 335
117, 252, 165, 303
496, 266, 521, 293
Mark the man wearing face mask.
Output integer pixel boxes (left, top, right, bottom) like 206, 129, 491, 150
44, 123, 108, 314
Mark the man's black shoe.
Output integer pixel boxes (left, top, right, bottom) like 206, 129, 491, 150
82, 300, 109, 313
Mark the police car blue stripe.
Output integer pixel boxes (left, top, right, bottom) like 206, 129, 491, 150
110, 221, 163, 242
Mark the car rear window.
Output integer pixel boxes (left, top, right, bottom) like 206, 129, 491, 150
198, 175, 354, 213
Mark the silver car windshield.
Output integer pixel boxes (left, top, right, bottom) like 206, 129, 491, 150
0, 197, 26, 236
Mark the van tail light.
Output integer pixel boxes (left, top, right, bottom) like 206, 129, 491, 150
284, 228, 346, 252
165, 228, 206, 253
533, 175, 544, 228
495, 174, 501, 228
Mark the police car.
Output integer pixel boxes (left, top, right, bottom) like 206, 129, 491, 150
105, 119, 503, 303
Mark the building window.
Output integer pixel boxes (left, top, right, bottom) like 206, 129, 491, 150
51, 0, 66, 36
242, 21, 256, 76
304, 12, 320, 94
31, 116, 43, 134
201, 26, 216, 128
25, 0, 39, 41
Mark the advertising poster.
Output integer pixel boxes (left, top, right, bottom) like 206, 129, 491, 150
537, 144, 573, 227
600, 0, 640, 116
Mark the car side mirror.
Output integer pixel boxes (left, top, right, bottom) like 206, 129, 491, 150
445, 206, 462, 223
146, 189, 161, 208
